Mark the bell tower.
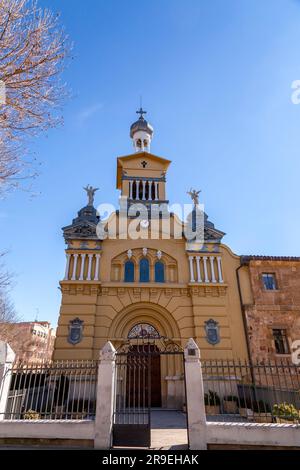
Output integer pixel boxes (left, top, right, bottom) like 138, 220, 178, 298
116, 110, 171, 210
130, 107, 153, 153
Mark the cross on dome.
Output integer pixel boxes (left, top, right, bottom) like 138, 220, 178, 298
130, 107, 154, 153
136, 107, 147, 120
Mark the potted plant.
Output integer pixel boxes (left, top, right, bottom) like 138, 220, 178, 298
273, 403, 300, 424
204, 390, 221, 415
238, 397, 254, 419
252, 400, 272, 423
23, 409, 41, 420
223, 395, 238, 414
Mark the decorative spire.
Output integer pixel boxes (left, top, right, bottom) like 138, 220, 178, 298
130, 107, 154, 153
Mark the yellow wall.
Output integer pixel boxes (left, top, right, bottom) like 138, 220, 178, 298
54, 151, 249, 362
54, 238, 249, 361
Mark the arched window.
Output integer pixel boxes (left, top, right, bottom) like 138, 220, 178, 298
151, 182, 156, 200
139, 258, 150, 282
128, 323, 160, 339
145, 181, 149, 200
132, 181, 136, 200
138, 182, 143, 200
155, 261, 165, 283
124, 260, 134, 282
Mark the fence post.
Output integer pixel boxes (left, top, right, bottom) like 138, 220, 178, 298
184, 338, 207, 450
94, 341, 116, 449
0, 341, 15, 421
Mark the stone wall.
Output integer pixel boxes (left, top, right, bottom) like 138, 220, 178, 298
244, 259, 300, 362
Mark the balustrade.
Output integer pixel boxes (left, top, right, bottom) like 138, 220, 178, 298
64, 253, 101, 281
188, 255, 223, 283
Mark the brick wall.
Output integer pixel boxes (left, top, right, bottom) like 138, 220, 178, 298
244, 259, 300, 362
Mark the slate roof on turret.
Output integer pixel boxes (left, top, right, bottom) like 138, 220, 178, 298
130, 116, 154, 138
183, 205, 225, 243
62, 204, 100, 240
203, 217, 226, 241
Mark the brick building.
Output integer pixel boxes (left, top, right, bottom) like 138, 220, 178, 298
239, 256, 300, 363
0, 321, 56, 363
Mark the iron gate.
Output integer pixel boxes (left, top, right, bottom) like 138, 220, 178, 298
112, 335, 185, 448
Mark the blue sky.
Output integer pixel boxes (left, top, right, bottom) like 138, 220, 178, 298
1, 0, 300, 326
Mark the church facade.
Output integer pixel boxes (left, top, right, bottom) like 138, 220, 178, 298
53, 110, 250, 386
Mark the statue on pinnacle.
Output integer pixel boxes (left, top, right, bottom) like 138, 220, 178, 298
187, 188, 201, 206
83, 185, 99, 206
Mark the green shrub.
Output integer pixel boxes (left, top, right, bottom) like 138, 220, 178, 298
204, 390, 220, 406
273, 403, 300, 421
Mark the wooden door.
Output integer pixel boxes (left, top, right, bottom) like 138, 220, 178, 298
150, 351, 161, 407
126, 345, 161, 408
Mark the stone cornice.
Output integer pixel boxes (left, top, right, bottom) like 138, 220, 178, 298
59, 280, 227, 297
188, 283, 228, 297
101, 281, 184, 288
122, 175, 166, 182
241, 255, 300, 264
59, 281, 101, 296
65, 248, 102, 253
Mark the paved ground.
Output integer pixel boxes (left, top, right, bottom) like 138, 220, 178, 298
149, 411, 245, 449
150, 410, 188, 449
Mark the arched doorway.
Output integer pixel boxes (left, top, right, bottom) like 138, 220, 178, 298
108, 302, 185, 410
113, 329, 185, 447
127, 323, 162, 407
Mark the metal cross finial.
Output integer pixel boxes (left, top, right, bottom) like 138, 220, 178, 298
136, 107, 147, 119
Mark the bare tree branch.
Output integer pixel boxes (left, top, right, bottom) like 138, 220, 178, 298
0, 292, 16, 322
0, 0, 71, 195
0, 253, 18, 331
0, 251, 19, 342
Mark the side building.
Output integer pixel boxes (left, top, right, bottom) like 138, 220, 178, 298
239, 256, 300, 363
0, 321, 56, 363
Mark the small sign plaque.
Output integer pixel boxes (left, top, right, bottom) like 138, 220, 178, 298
204, 319, 220, 345
68, 318, 84, 345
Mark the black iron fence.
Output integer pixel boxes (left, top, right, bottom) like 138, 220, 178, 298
2, 356, 300, 424
3, 360, 98, 420
202, 359, 300, 423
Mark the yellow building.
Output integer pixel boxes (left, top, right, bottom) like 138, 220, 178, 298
54, 110, 250, 394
